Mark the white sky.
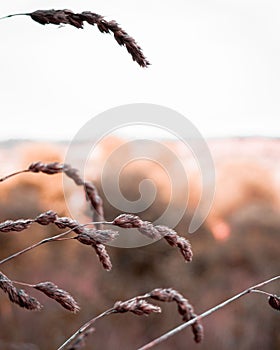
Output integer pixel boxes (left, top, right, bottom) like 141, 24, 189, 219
0, 0, 280, 140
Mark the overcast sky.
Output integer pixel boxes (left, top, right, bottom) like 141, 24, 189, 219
0, 0, 280, 140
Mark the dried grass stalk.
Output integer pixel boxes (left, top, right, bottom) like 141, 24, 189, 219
76, 229, 118, 245
34, 282, 80, 313
113, 299, 161, 316
0, 219, 33, 232
58, 291, 161, 349
0, 211, 99, 237
112, 213, 143, 228
149, 288, 203, 343
139, 275, 280, 350
66, 328, 95, 350
28, 162, 105, 229
83, 182, 104, 227
0, 211, 118, 271
157, 226, 193, 262
0, 160, 105, 229
76, 229, 117, 271
58, 287, 200, 349
92, 243, 112, 271
2, 277, 81, 314
139, 221, 162, 240
0, 210, 191, 269
0, 272, 42, 311
1, 277, 80, 314
0, 164, 193, 267
113, 214, 193, 262
0, 10, 150, 67
35, 210, 57, 225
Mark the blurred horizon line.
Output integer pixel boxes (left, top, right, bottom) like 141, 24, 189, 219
0, 135, 280, 145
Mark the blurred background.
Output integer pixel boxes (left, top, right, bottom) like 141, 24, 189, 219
0, 138, 279, 349
1, 0, 280, 349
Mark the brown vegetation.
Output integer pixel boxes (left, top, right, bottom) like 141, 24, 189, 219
0, 9, 150, 68
0, 139, 279, 349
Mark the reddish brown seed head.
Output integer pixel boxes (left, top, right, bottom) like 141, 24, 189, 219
113, 214, 143, 228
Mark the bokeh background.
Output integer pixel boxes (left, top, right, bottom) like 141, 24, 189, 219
0, 138, 279, 349
1, 0, 280, 349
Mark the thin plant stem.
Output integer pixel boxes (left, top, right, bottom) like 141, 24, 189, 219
138, 275, 280, 350
0, 169, 29, 182
0, 228, 76, 265
57, 308, 115, 350
52, 237, 77, 242
0, 219, 115, 265
12, 281, 34, 288
0, 13, 29, 21
88, 221, 113, 226
250, 289, 275, 297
